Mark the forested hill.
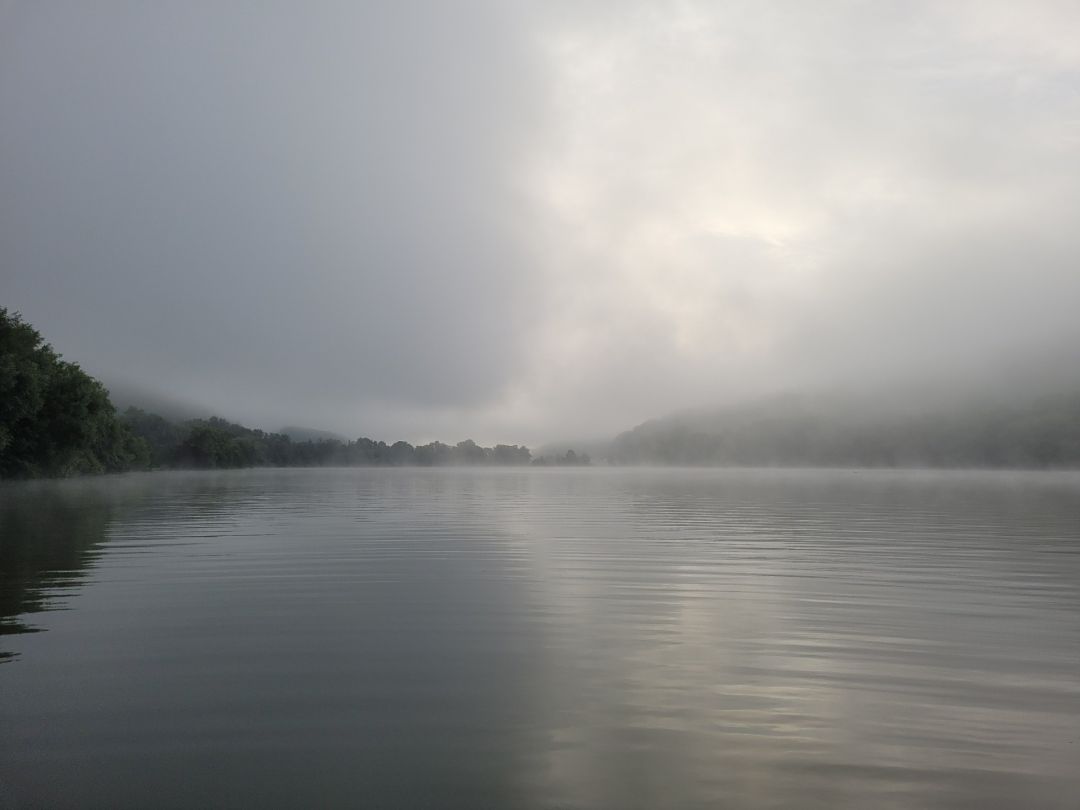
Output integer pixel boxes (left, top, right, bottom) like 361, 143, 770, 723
1, 308, 146, 477
2, 309, 591, 478
610, 391, 1080, 468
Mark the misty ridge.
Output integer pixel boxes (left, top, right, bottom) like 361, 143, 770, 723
3, 1, 1080, 476
113, 384, 1080, 472
3, 306, 1079, 479
605, 388, 1080, 468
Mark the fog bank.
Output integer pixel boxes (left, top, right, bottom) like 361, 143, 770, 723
3, 2, 1079, 443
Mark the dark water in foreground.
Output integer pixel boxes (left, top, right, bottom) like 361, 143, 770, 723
1, 468, 1078, 809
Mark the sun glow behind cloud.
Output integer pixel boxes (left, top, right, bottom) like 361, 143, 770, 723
482, 0, 1080, 440
2, 1, 1079, 443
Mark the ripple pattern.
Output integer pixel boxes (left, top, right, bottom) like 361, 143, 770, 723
1, 467, 1078, 809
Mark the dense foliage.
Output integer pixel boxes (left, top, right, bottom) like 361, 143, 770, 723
123, 412, 537, 470
0, 309, 148, 477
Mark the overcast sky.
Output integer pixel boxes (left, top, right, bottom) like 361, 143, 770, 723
3, 1, 1079, 443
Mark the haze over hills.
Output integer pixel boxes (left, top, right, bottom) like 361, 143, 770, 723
525, 337, 1080, 468
604, 384, 1080, 468
5, 3, 1080, 444
102, 335, 1080, 471
109, 349, 1080, 471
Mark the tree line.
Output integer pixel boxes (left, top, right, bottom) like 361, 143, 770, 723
123, 409, 538, 470
1, 309, 589, 478
1, 308, 146, 477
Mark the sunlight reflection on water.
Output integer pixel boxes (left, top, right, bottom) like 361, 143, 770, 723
1, 467, 1078, 808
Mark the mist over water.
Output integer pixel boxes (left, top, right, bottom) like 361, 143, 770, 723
2, 468, 1078, 809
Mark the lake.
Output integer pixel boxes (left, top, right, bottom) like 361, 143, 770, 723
1, 467, 1078, 808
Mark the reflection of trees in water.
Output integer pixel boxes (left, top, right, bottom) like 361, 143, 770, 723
0, 471, 250, 661
0, 470, 555, 805
0, 488, 114, 660
0, 471, 316, 663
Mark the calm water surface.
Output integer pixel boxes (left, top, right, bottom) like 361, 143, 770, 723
1, 467, 1078, 808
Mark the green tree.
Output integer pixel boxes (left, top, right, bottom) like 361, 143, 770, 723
0, 309, 148, 477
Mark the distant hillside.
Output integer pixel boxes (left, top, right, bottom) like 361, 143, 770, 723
610, 390, 1080, 468
278, 426, 346, 442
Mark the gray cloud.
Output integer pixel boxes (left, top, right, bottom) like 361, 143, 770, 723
2, 1, 1079, 443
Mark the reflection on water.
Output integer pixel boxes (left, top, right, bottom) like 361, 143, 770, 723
1, 468, 1078, 808
0, 482, 114, 653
